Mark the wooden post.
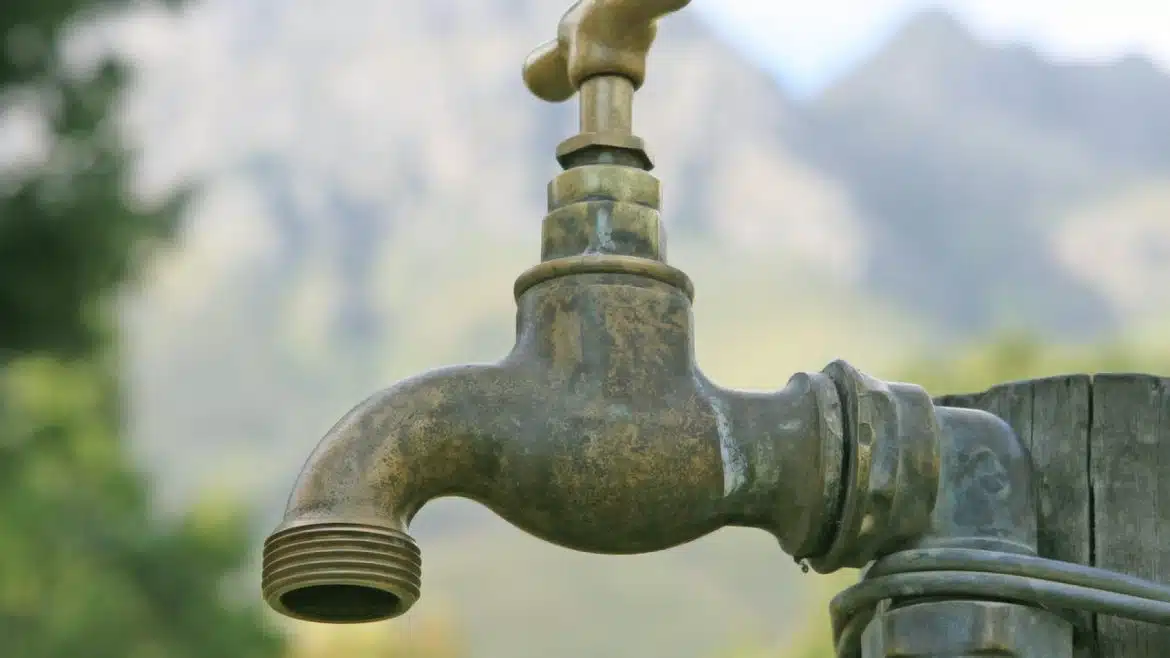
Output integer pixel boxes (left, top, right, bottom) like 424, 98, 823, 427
937, 374, 1170, 658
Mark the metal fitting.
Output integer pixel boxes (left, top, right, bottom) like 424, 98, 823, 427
556, 132, 654, 170
806, 361, 941, 572
862, 599, 1073, 657
542, 164, 665, 261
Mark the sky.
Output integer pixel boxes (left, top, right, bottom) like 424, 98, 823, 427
691, 0, 1170, 96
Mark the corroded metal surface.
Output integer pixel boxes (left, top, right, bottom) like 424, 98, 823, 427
862, 599, 1073, 658
916, 406, 1038, 554
543, 164, 665, 261
837, 404, 1074, 657
807, 362, 940, 573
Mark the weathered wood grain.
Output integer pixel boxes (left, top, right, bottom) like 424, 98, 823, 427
1090, 374, 1170, 658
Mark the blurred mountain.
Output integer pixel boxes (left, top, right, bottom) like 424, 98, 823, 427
801, 8, 1170, 336
95, 2, 1170, 656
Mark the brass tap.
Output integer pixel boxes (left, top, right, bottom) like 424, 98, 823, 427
522, 0, 687, 171
260, 0, 943, 626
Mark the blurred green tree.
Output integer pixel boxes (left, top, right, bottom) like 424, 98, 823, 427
896, 331, 1170, 396
0, 1, 283, 656
286, 613, 466, 658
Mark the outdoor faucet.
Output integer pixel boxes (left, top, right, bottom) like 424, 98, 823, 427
260, 0, 945, 627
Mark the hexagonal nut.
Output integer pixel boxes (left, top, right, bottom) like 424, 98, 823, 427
862, 600, 1072, 658
547, 165, 661, 211
808, 361, 941, 573
541, 200, 665, 261
555, 132, 654, 170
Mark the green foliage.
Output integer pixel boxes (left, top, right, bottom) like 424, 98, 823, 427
286, 615, 466, 658
896, 331, 1170, 396
0, 356, 283, 658
1, 2, 281, 656
1, 0, 186, 358
0, 355, 286, 650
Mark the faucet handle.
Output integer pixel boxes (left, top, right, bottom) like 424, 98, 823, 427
524, 0, 690, 170
523, 0, 692, 103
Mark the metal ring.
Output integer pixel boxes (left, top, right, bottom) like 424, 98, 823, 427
513, 254, 694, 299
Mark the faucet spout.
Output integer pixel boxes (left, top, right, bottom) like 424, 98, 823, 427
260, 363, 512, 623
261, 269, 852, 623
275, 364, 519, 531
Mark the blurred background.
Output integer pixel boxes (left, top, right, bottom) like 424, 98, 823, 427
2, 0, 1169, 656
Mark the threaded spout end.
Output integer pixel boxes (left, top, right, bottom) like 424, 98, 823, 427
261, 522, 422, 623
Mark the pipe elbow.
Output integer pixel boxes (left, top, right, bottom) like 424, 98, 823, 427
914, 405, 1038, 554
